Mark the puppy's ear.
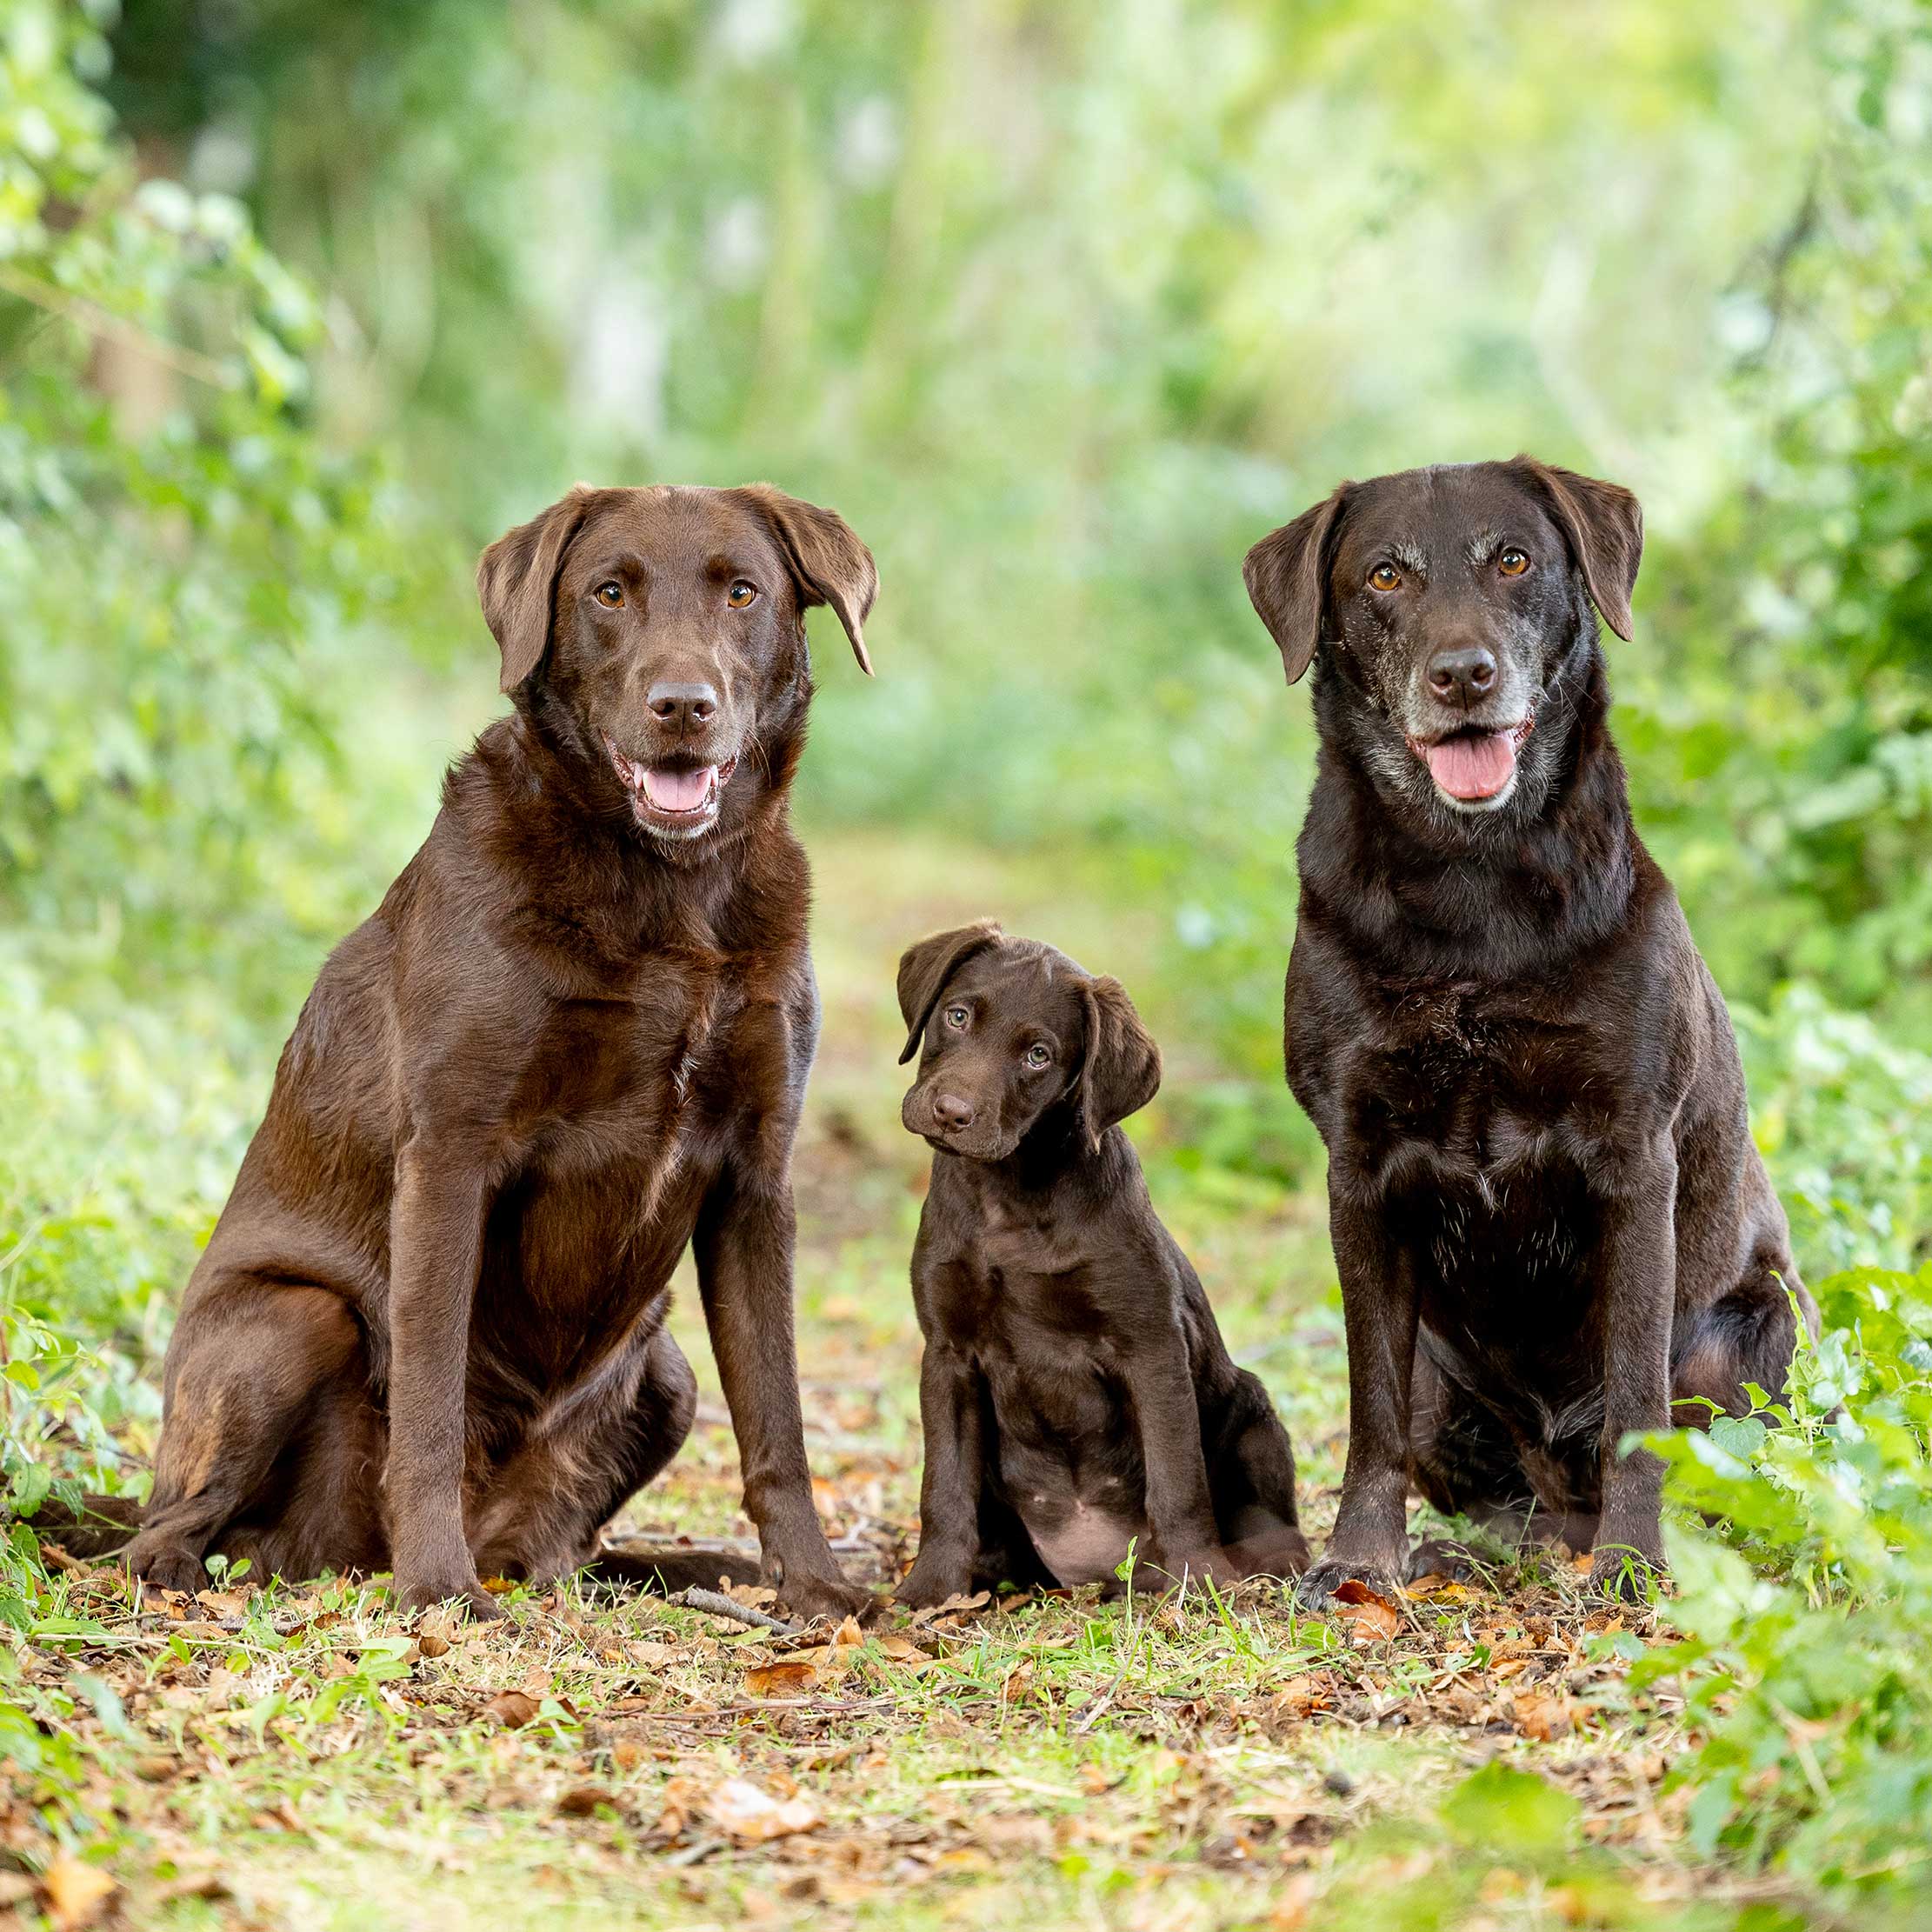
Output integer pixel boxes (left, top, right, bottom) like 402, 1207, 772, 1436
478, 487, 596, 692
1511, 456, 1644, 642
1243, 484, 1351, 685
733, 483, 879, 675
1075, 976, 1162, 1147
896, 921, 1003, 1064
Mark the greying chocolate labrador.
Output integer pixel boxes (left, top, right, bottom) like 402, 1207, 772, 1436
893, 924, 1308, 1604
98, 483, 877, 1621
1244, 456, 1813, 1602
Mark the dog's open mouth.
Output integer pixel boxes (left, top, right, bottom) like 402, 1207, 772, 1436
1407, 714, 1535, 804
604, 736, 740, 838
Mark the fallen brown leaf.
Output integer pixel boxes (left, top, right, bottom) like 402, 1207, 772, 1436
1329, 1578, 1400, 1640
43, 1855, 117, 1932
744, 1659, 820, 1698
1511, 1687, 1576, 1742
556, 1786, 616, 1817
483, 1689, 541, 1729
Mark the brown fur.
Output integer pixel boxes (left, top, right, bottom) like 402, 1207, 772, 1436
95, 483, 878, 1621
892, 925, 1308, 1605
1243, 457, 1815, 1604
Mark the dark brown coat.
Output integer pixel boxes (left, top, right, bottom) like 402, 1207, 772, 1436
111, 483, 878, 1621
892, 924, 1307, 1603
1243, 457, 1814, 1603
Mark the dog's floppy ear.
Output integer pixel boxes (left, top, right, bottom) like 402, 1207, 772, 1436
478, 487, 596, 692
1243, 484, 1351, 685
1511, 456, 1644, 642
1074, 976, 1162, 1147
734, 483, 879, 676
896, 921, 1003, 1064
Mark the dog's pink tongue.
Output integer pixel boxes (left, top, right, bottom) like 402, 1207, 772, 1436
1424, 732, 1517, 801
643, 765, 714, 812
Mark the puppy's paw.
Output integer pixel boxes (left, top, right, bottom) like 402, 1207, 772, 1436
1587, 1542, 1665, 1603
896, 1556, 976, 1611
1143, 1544, 1243, 1595
123, 1534, 208, 1596
1293, 1556, 1404, 1610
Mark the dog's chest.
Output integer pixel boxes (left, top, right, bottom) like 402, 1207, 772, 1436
519, 959, 756, 1143
1343, 986, 1618, 1184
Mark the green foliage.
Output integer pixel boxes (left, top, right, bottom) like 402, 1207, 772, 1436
0, 2, 443, 1524
0, 1, 454, 1028
1650, 1261, 1932, 1909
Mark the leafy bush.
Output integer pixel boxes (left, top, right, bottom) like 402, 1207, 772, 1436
1650, 1259, 1932, 1916
0, 2, 447, 1527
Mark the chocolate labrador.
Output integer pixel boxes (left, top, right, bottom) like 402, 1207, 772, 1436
90, 483, 877, 1621
1243, 456, 1815, 1602
892, 923, 1309, 1603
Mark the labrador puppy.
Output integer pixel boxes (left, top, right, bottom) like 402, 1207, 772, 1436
1243, 456, 1814, 1602
94, 483, 878, 1622
892, 923, 1309, 1603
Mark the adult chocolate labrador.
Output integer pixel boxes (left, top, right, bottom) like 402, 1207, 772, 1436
106, 483, 877, 1621
893, 924, 1307, 1603
1243, 456, 1813, 1602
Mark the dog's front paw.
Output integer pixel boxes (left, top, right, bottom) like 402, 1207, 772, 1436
394, 1570, 505, 1622
1588, 1540, 1665, 1603
1293, 1555, 1404, 1610
772, 1567, 878, 1625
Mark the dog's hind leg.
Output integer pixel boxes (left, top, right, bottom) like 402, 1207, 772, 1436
1672, 1254, 1818, 1424
1209, 1370, 1311, 1579
479, 1326, 756, 1597
123, 1281, 367, 1593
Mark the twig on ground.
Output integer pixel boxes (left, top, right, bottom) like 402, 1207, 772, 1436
677, 1587, 803, 1636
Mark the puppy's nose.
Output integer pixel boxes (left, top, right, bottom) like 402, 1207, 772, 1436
1425, 643, 1497, 710
646, 681, 719, 731
931, 1092, 976, 1132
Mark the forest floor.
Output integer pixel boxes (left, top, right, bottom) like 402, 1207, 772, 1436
10, 833, 1782, 1932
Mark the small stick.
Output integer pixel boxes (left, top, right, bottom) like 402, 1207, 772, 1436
676, 1587, 803, 1636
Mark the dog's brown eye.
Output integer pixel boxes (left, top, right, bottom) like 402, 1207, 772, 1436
727, 580, 758, 608
1498, 549, 1530, 577
594, 582, 623, 608
944, 1005, 969, 1029
1023, 1043, 1051, 1069
1369, 564, 1402, 591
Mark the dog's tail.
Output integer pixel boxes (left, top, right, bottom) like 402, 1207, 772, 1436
23, 1494, 145, 1561
586, 1544, 763, 1596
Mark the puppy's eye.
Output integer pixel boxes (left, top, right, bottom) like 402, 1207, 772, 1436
1369, 563, 1402, 591
727, 580, 758, 608
594, 582, 624, 608
1498, 549, 1530, 577
943, 1006, 969, 1029
1023, 1043, 1052, 1069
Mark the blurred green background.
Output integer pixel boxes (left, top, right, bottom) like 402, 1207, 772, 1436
6, 4, 1932, 1922
3, 0, 1930, 1516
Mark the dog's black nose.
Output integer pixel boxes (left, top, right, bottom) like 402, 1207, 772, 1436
1425, 643, 1497, 710
646, 681, 719, 730
931, 1092, 976, 1132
